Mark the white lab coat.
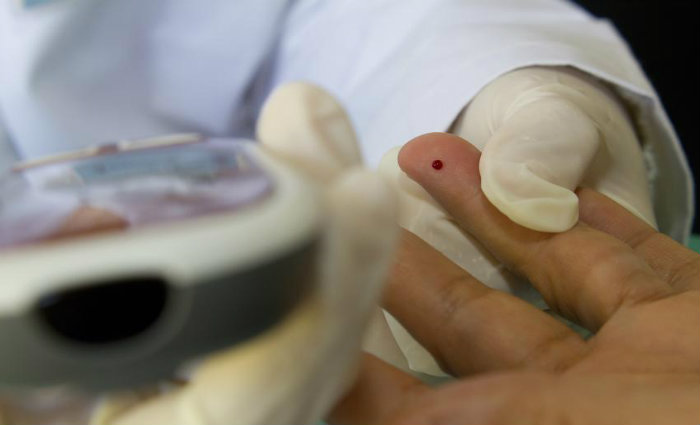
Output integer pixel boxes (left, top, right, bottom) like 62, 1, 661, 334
0, 0, 693, 242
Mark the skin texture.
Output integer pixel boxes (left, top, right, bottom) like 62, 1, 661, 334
329, 133, 700, 425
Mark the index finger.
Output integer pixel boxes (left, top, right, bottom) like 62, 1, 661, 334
398, 133, 672, 330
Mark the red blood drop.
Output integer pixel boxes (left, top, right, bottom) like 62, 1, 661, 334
432, 159, 443, 170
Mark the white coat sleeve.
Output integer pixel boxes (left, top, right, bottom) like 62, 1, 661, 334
0, 115, 18, 173
271, 0, 694, 378
271, 0, 694, 244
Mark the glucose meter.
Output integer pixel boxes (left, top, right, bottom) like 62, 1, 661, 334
0, 135, 322, 390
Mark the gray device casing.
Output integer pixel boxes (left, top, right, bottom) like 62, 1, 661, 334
0, 240, 317, 390
0, 137, 323, 391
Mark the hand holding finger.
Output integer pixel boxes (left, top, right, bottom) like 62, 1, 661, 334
453, 66, 656, 232
397, 133, 672, 330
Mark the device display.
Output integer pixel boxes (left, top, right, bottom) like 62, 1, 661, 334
1, 135, 273, 248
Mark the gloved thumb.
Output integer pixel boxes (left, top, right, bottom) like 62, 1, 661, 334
477, 95, 599, 232
454, 67, 653, 232
256, 82, 363, 181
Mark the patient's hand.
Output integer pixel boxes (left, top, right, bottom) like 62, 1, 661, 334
330, 133, 699, 425
374, 66, 659, 376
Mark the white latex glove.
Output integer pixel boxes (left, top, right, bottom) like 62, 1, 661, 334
376, 66, 657, 377
457, 66, 655, 231
0, 83, 398, 425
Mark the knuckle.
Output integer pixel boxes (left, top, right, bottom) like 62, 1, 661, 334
625, 225, 660, 251
518, 330, 588, 372
667, 255, 700, 289
430, 274, 495, 371
434, 275, 487, 323
563, 238, 663, 311
582, 259, 664, 321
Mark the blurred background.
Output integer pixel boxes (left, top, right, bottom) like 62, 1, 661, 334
572, 0, 699, 234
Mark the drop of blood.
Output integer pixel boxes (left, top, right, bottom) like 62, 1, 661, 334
432, 160, 443, 170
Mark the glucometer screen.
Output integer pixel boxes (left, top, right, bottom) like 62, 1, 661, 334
0, 138, 274, 249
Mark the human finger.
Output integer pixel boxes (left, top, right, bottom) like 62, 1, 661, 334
398, 133, 672, 330
578, 188, 700, 291
385, 372, 700, 425
327, 354, 427, 425
384, 229, 588, 376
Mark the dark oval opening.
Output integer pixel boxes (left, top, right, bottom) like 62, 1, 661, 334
36, 277, 168, 344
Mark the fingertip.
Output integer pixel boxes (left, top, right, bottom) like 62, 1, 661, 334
397, 132, 481, 189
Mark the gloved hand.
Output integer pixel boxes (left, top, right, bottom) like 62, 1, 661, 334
0, 83, 399, 425
375, 66, 657, 376
93, 84, 398, 425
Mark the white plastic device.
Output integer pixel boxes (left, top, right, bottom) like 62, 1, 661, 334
0, 135, 323, 390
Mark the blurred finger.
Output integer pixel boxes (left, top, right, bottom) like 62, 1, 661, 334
397, 133, 672, 330
319, 169, 400, 321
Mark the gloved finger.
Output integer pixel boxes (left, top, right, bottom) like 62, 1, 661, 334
578, 188, 700, 291
256, 82, 362, 181
383, 229, 587, 376
296, 169, 400, 422
397, 133, 672, 331
92, 300, 328, 425
327, 353, 427, 425
94, 170, 398, 425
476, 94, 600, 232
318, 170, 399, 322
